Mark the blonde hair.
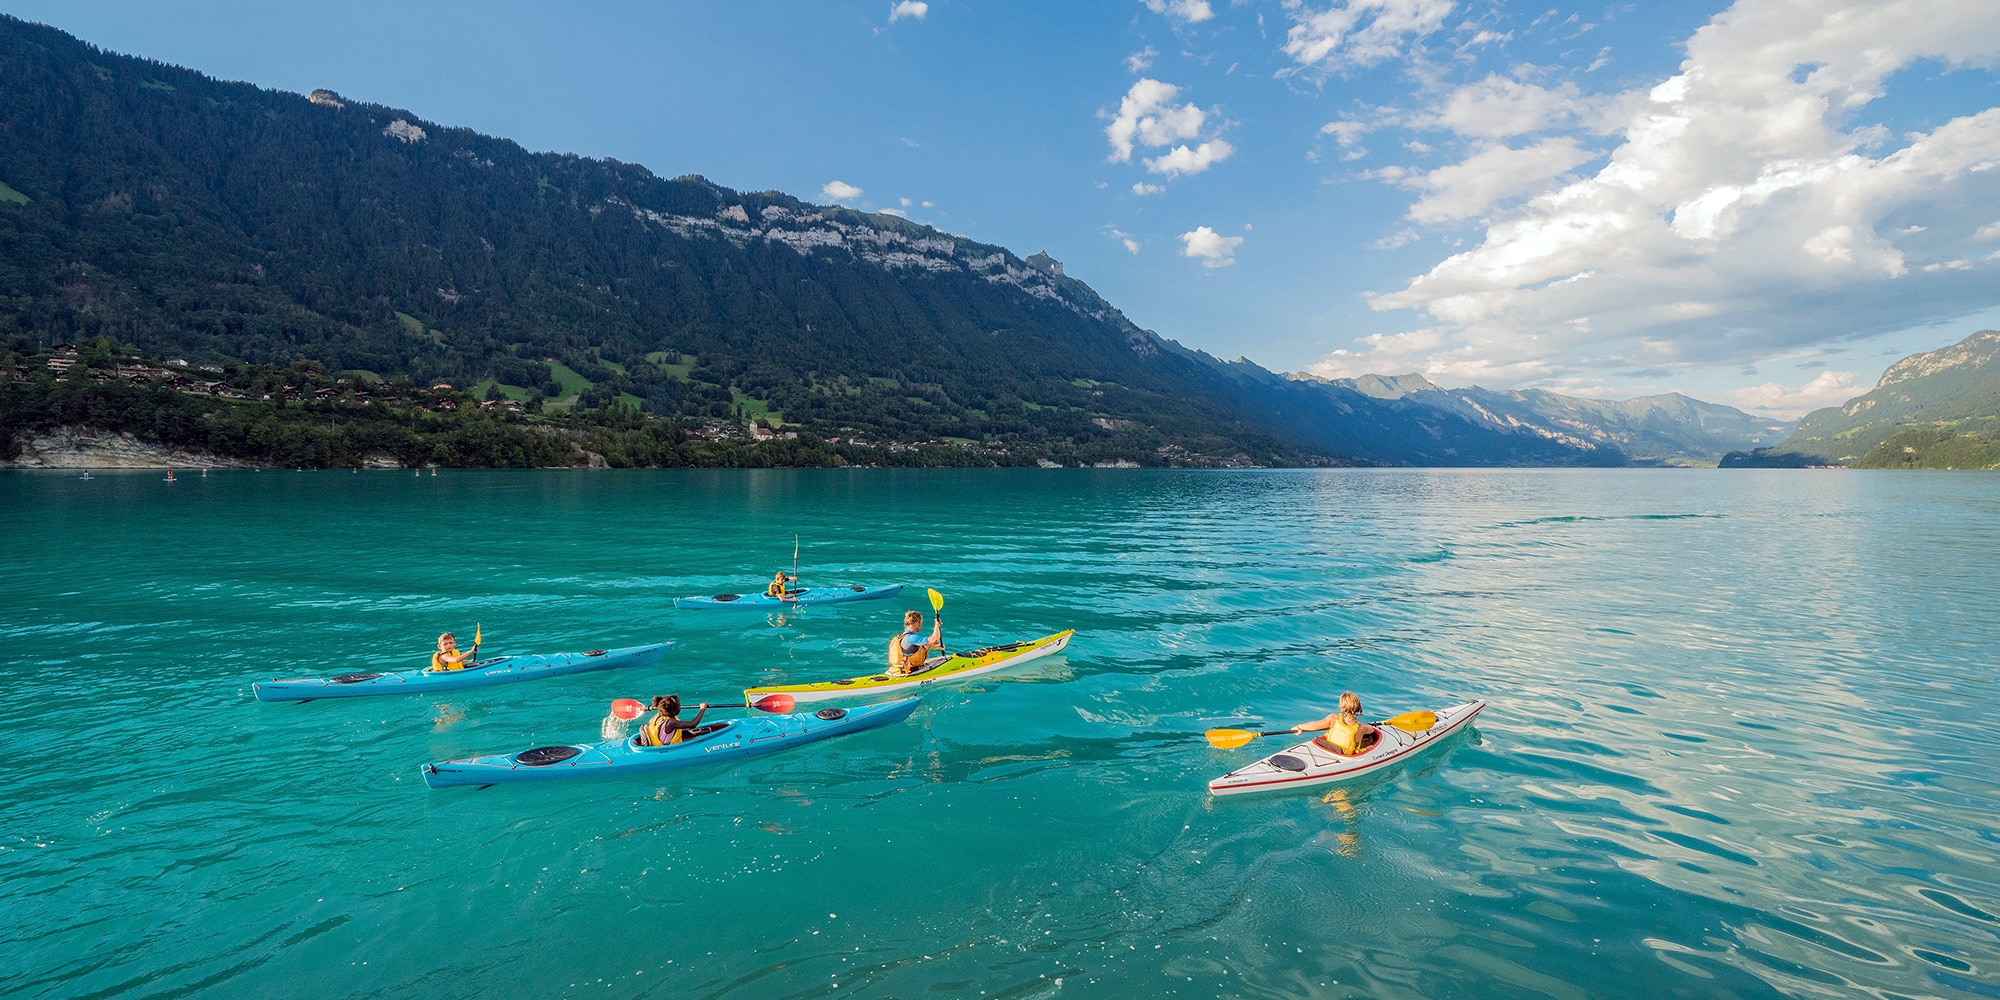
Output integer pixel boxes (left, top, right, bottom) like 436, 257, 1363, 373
1338, 691, 1362, 724
437, 632, 456, 646
904, 610, 923, 625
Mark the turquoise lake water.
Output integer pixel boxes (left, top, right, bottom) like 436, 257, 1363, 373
3, 468, 1997, 999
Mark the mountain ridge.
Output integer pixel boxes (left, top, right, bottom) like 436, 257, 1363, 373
0, 15, 1785, 468
1722, 330, 2000, 468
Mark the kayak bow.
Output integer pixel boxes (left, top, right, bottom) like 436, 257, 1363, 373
743, 629, 1074, 706
420, 697, 920, 787
251, 642, 673, 703
1207, 699, 1485, 796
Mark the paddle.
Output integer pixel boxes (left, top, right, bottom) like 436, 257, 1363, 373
617, 693, 796, 715
1205, 711, 1440, 750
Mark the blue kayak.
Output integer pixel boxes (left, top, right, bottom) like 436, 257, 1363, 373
251, 642, 673, 703
673, 584, 902, 610
420, 697, 919, 787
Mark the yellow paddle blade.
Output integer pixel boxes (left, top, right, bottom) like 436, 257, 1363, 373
473, 622, 481, 645
1383, 711, 1436, 732
927, 588, 944, 612
1205, 728, 1258, 750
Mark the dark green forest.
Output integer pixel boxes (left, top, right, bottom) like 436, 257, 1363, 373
0, 16, 1320, 468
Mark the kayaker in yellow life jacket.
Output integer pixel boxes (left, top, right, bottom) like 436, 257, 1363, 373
1293, 691, 1378, 755
638, 695, 710, 747
429, 632, 478, 672
765, 570, 798, 602
886, 609, 943, 676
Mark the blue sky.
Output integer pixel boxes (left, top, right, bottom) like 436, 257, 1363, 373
10, 0, 2000, 415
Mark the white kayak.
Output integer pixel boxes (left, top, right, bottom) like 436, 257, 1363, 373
1207, 699, 1485, 796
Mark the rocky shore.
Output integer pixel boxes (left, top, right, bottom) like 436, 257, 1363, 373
4, 426, 258, 469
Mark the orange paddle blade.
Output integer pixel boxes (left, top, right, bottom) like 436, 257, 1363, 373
1205, 728, 1259, 750
1382, 711, 1437, 732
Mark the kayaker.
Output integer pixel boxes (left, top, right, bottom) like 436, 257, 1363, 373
765, 570, 798, 602
638, 695, 711, 746
887, 609, 943, 676
1293, 691, 1379, 755
429, 632, 479, 672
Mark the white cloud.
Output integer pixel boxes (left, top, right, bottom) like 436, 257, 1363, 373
1145, 139, 1236, 178
1126, 46, 1159, 73
1400, 137, 1596, 222
1142, 0, 1215, 25
879, 208, 909, 218
1124, 238, 1143, 253
1133, 182, 1166, 196
1725, 370, 1863, 417
1105, 79, 1207, 162
821, 180, 863, 203
1106, 226, 1144, 254
888, 1, 928, 22
1976, 220, 2000, 240
1417, 74, 1588, 138
1181, 226, 1245, 267
1320, 119, 1370, 146
900, 197, 913, 207
1373, 228, 1421, 249
1280, 0, 1456, 72
1340, 0, 2000, 386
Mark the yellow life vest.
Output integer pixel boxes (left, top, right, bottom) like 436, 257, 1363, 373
1324, 717, 1363, 755
431, 650, 463, 672
766, 580, 788, 597
640, 715, 684, 747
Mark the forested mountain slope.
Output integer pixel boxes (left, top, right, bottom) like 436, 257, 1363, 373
0, 16, 1784, 468
1723, 330, 2000, 468
0, 15, 1307, 465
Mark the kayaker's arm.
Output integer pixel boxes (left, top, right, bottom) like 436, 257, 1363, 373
688, 703, 709, 728
1292, 713, 1337, 734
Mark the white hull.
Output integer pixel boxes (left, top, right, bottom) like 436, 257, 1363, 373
1208, 699, 1485, 796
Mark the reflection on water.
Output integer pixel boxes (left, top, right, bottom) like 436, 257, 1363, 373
1, 468, 1997, 999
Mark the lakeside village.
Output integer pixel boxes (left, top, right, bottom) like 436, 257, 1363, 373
6, 345, 1159, 467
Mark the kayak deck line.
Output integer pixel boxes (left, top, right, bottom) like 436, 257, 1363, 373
741, 629, 1075, 706
1207, 699, 1485, 796
250, 641, 674, 703
420, 697, 921, 788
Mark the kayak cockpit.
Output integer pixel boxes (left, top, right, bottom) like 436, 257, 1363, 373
627, 722, 735, 753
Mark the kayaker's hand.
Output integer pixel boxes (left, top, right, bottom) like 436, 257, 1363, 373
698, 702, 709, 710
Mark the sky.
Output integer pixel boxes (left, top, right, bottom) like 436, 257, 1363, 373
8, 0, 2000, 416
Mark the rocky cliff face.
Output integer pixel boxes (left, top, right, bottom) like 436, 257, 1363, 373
3, 426, 257, 468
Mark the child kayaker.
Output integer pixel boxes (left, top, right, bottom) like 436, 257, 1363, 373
638, 695, 711, 746
1293, 691, 1378, 755
429, 632, 478, 672
886, 609, 943, 676
764, 570, 798, 602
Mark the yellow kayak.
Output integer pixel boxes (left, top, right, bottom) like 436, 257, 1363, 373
743, 630, 1074, 706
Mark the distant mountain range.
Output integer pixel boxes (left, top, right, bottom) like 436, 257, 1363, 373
1723, 330, 2000, 469
0, 16, 1784, 468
